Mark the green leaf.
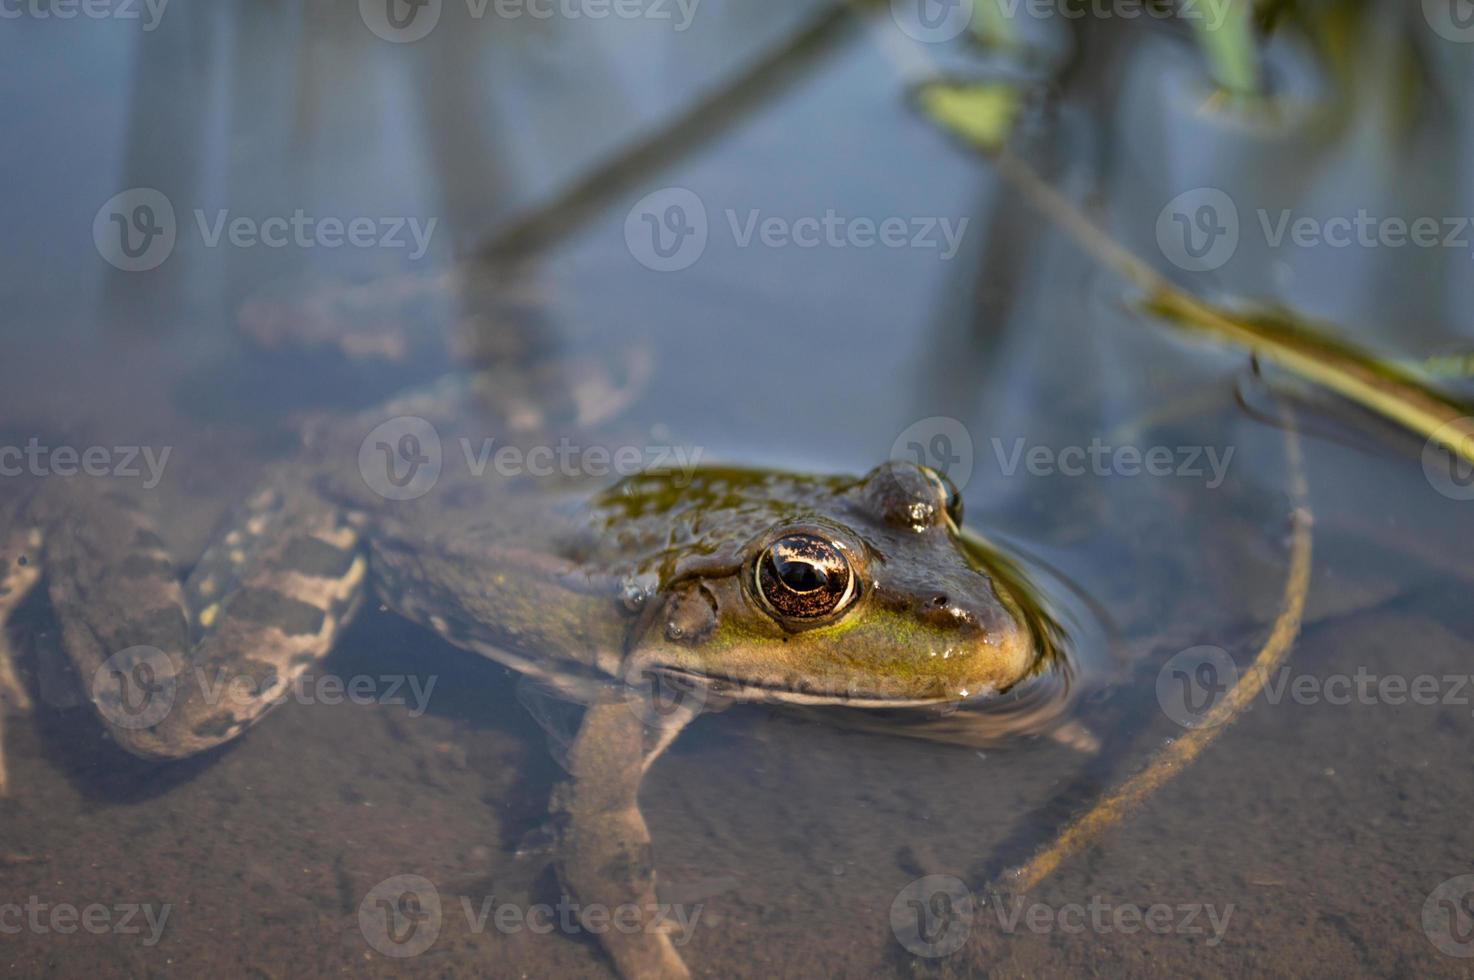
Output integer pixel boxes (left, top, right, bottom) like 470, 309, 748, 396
914, 80, 1024, 155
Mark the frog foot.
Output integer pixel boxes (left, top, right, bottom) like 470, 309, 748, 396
238, 262, 550, 368
1048, 720, 1101, 754
237, 269, 456, 363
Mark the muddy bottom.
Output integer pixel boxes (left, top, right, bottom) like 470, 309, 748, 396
3, 530, 1471, 979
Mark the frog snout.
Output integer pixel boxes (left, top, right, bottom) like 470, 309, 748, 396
916, 592, 976, 627
889, 584, 1021, 646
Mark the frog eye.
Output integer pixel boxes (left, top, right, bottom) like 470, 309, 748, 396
755, 533, 856, 622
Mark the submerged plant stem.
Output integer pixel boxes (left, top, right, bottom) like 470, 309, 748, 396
1001, 406, 1312, 894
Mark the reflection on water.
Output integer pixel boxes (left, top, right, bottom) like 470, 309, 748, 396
3, 2, 1474, 978
6, 0, 835, 335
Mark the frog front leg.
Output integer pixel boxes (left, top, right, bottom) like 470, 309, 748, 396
554, 696, 701, 980
36, 479, 365, 762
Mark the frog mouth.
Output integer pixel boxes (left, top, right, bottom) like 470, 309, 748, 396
647, 667, 961, 708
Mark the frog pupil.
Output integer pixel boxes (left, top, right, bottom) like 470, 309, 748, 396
774, 554, 826, 592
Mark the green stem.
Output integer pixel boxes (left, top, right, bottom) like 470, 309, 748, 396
972, 0, 1017, 49
1191, 0, 1261, 96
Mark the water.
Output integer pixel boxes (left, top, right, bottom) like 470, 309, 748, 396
3, 3, 1474, 977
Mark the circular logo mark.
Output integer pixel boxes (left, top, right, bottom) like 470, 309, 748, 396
890, 0, 974, 43
359, 874, 442, 958
1421, 418, 1474, 501
624, 187, 707, 272
1423, 0, 1474, 43
891, 416, 974, 493
359, 416, 443, 501
1423, 875, 1474, 957
359, 0, 442, 42
890, 874, 974, 958
1156, 645, 1238, 729
1155, 188, 1239, 272
91, 645, 178, 730
621, 658, 708, 728
93, 188, 176, 272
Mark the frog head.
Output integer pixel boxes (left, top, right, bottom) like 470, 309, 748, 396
618, 461, 1040, 707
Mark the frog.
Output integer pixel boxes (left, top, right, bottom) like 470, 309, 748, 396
0, 267, 1061, 979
